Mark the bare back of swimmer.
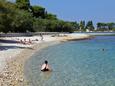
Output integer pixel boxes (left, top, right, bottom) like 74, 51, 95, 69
41, 60, 51, 72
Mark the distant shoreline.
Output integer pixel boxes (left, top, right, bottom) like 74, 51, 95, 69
0, 32, 115, 37
73, 32, 115, 36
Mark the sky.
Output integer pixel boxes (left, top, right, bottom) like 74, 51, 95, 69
30, 0, 115, 25
10, 0, 115, 26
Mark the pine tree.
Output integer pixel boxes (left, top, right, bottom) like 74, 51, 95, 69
16, 0, 30, 10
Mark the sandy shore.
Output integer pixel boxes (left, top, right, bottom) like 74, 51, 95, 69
0, 34, 92, 85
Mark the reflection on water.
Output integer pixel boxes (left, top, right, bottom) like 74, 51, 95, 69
25, 36, 115, 86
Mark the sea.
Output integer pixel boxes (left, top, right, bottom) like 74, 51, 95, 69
25, 33, 115, 86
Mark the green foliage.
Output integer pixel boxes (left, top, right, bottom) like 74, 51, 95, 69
31, 6, 45, 18
0, 0, 34, 33
12, 10, 34, 32
0, 0, 81, 33
16, 0, 20, 3
33, 19, 74, 32
112, 28, 115, 31
86, 21, 94, 31
45, 13, 57, 20
79, 21, 85, 31
97, 22, 115, 31
5, 0, 115, 33
1, 0, 115, 33
0, 0, 16, 33
71, 22, 79, 31
33, 19, 47, 32
16, 0, 30, 10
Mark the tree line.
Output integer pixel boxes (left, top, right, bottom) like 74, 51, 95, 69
97, 22, 115, 31
0, 0, 115, 33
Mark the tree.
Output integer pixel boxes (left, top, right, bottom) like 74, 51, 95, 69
97, 22, 115, 31
1, 0, 91, 33
0, 0, 16, 33
63, 22, 74, 32
79, 21, 85, 31
45, 13, 57, 20
86, 21, 94, 31
70, 22, 79, 31
12, 10, 34, 32
16, 0, 30, 10
33, 19, 48, 32
107, 23, 115, 30
31, 6, 45, 18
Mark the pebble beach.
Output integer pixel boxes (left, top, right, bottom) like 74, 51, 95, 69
0, 34, 91, 86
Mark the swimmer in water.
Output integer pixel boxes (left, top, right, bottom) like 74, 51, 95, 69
102, 48, 105, 51
41, 60, 51, 72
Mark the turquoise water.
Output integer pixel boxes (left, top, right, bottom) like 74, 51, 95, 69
25, 36, 115, 86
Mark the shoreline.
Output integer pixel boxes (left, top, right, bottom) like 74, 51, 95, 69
0, 34, 91, 85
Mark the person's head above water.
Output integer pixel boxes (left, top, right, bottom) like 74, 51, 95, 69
45, 60, 48, 64
102, 49, 105, 51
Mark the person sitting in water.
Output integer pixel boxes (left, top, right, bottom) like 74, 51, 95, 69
41, 60, 51, 72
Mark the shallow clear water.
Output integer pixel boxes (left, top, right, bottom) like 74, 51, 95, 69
25, 36, 115, 86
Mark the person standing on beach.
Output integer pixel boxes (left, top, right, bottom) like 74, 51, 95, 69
41, 60, 51, 72
40, 33, 43, 40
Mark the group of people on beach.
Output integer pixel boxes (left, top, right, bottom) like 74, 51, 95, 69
18, 33, 44, 45
20, 39, 32, 45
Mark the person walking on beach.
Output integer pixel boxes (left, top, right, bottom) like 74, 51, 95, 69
41, 60, 51, 72
40, 33, 43, 40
